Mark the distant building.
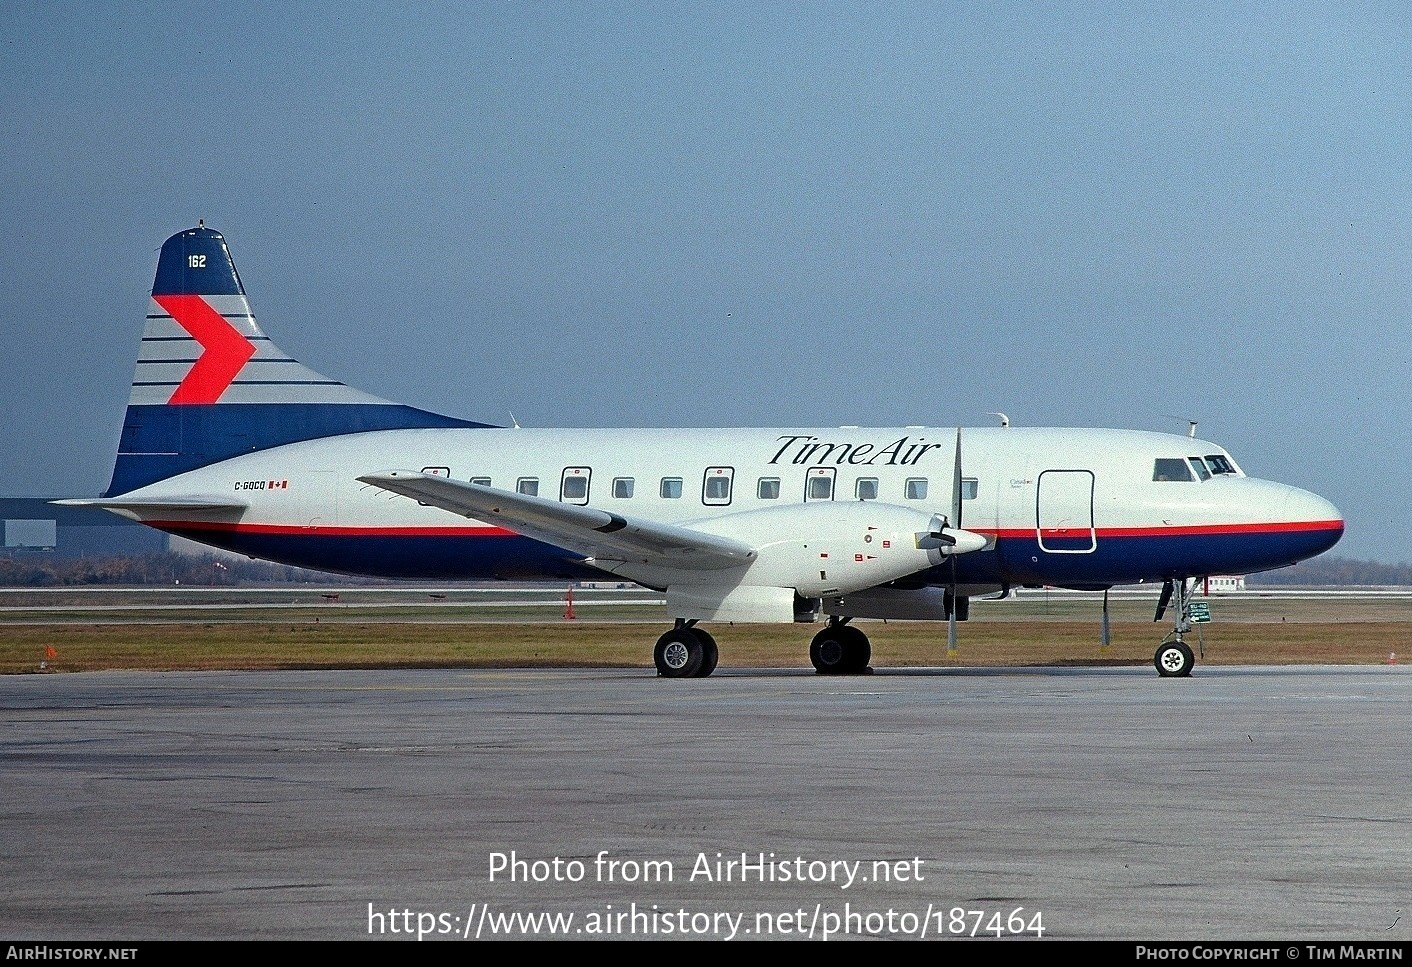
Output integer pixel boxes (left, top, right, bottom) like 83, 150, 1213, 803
1200, 575, 1246, 593
0, 498, 167, 559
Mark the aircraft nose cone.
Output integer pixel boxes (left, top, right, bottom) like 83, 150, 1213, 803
1284, 486, 1344, 556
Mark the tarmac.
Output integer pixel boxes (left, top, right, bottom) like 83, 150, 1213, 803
2, 664, 1409, 942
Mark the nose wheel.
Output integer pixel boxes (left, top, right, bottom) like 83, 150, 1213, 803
1155, 639, 1195, 677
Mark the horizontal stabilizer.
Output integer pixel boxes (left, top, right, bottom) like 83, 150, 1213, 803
52, 496, 249, 520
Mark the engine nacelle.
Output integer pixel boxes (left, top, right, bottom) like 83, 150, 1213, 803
689, 501, 957, 596
597, 502, 988, 619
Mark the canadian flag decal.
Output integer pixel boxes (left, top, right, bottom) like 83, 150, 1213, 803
154, 294, 257, 405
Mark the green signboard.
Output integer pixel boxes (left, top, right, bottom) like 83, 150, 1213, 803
1189, 601, 1211, 623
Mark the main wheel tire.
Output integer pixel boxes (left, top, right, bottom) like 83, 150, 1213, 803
1155, 640, 1195, 677
654, 629, 704, 678
810, 627, 849, 675
691, 628, 719, 678
810, 625, 870, 675
838, 625, 871, 674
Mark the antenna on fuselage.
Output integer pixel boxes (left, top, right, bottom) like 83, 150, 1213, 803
988, 412, 1010, 427
508, 411, 521, 429
1163, 415, 1198, 438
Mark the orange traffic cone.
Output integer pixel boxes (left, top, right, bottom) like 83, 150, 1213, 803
564, 586, 577, 620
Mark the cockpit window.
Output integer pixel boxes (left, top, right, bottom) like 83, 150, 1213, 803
1188, 457, 1212, 481
1204, 454, 1237, 475
1153, 458, 1194, 482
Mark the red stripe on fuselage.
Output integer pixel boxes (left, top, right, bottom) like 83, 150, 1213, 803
154, 294, 257, 405
146, 519, 1341, 541
986, 519, 1344, 540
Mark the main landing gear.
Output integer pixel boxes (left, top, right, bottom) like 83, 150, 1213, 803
652, 620, 718, 678
809, 618, 872, 675
1152, 577, 1201, 677
652, 617, 876, 678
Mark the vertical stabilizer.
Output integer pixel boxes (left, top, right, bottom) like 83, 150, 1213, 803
106, 225, 483, 495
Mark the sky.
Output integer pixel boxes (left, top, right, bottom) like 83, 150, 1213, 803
1, 3, 1409, 563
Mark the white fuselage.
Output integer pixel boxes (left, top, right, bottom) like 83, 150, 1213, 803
118, 424, 1342, 594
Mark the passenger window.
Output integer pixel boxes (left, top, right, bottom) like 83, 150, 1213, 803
805, 468, 834, 501
612, 477, 634, 498
905, 477, 928, 500
961, 477, 979, 500
561, 468, 590, 504
516, 477, 539, 496
469, 476, 491, 487
855, 477, 878, 500
1153, 459, 1193, 482
757, 477, 780, 500
1188, 457, 1212, 481
660, 477, 683, 499
703, 467, 733, 506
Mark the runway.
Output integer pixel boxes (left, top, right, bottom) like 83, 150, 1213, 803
2, 665, 1409, 941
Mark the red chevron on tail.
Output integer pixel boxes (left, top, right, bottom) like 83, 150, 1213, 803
154, 294, 257, 405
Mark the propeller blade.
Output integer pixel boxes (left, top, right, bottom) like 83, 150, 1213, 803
948, 428, 964, 656
952, 427, 963, 530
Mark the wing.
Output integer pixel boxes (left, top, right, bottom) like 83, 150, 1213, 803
357, 470, 755, 570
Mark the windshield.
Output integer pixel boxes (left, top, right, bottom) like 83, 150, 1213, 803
1203, 454, 1238, 475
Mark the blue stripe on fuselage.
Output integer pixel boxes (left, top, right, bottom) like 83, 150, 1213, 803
975, 528, 1343, 587
158, 527, 602, 582
155, 525, 1342, 587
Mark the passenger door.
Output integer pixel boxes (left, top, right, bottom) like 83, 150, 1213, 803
1036, 470, 1096, 553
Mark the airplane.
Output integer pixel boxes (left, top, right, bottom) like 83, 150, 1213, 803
58, 225, 1345, 679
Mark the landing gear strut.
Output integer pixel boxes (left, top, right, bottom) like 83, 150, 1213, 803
809, 618, 872, 675
1153, 578, 1201, 677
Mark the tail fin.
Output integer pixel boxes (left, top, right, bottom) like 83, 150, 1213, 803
106, 224, 484, 496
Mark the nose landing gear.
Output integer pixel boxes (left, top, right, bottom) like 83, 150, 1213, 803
1153, 577, 1202, 677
